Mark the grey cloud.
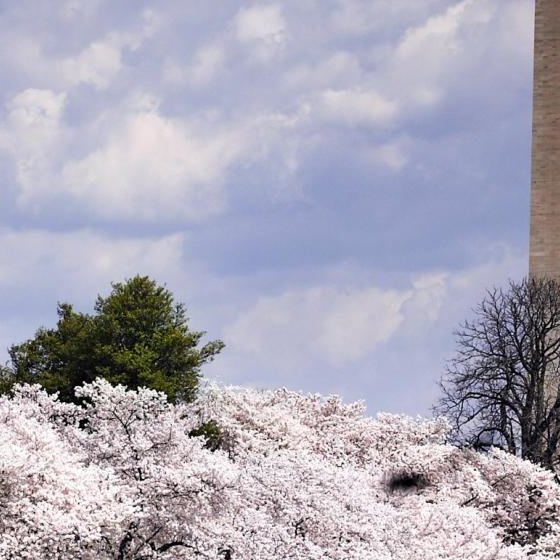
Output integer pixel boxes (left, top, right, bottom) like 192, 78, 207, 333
0, 0, 534, 416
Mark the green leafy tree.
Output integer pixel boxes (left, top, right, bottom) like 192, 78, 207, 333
5, 276, 224, 402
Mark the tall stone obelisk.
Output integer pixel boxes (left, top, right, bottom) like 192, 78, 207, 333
529, 0, 560, 279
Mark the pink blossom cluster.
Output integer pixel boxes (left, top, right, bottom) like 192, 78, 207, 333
0, 379, 559, 559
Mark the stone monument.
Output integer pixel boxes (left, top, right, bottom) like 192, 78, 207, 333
529, 0, 560, 279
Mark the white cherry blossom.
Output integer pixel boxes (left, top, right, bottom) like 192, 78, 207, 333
0, 380, 558, 559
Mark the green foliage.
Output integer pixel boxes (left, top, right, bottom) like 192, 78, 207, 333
0, 364, 16, 395
188, 419, 224, 451
4, 276, 224, 402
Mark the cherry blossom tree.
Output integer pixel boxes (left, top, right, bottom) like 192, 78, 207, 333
0, 380, 559, 559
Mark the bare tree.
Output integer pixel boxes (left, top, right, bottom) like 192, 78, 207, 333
436, 277, 560, 471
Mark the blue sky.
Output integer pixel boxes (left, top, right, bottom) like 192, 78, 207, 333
0, 0, 532, 415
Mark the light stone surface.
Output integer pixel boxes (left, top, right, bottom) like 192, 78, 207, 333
529, 0, 560, 279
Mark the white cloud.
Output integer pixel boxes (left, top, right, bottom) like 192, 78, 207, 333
398, 274, 448, 335
61, 106, 245, 222
220, 245, 526, 374
282, 0, 530, 134
318, 286, 410, 364
0, 89, 66, 203
189, 45, 225, 86
4, 89, 65, 135
2, 88, 306, 223
396, 1, 479, 59
210, 250, 527, 411
164, 44, 225, 88
0, 0, 531, 221
1, 9, 156, 92
385, 0, 500, 111
235, 4, 285, 44
61, 40, 122, 90
61, 12, 156, 90
0, 229, 185, 296
284, 51, 363, 91
490, 1, 534, 72
223, 277, 450, 370
329, 0, 447, 37
57, 0, 103, 21
316, 88, 398, 126
371, 140, 409, 171
234, 4, 286, 60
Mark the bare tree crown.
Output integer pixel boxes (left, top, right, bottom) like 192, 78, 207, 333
436, 277, 560, 471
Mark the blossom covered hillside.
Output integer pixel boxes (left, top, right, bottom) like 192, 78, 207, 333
1, 380, 559, 559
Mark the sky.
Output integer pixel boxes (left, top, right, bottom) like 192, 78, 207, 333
0, 0, 533, 416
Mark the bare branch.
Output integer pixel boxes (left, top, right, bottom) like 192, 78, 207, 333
436, 277, 560, 470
